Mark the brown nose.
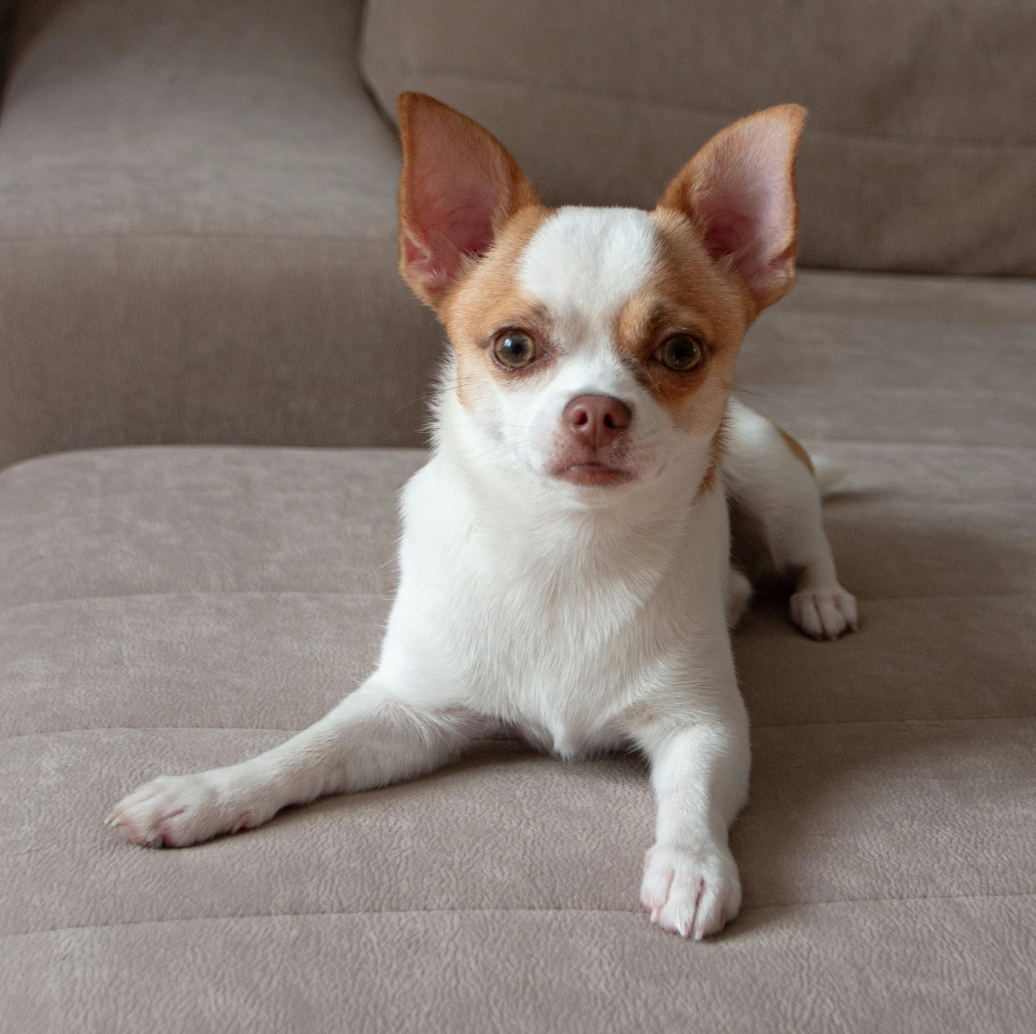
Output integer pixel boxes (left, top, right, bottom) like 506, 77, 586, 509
562, 394, 632, 449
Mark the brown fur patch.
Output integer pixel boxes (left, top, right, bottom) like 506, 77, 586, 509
777, 426, 815, 474
609, 209, 750, 439
439, 204, 554, 405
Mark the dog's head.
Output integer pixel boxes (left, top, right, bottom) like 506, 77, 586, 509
397, 94, 804, 504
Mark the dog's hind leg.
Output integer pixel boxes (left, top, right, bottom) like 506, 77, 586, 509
106, 679, 483, 848
722, 398, 858, 639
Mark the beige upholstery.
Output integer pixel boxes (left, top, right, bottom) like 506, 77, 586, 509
2, 270, 1034, 1032
0, 0, 443, 468
360, 0, 1036, 277
0, 0, 1034, 1029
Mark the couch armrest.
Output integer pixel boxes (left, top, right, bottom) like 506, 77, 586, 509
0, 0, 441, 468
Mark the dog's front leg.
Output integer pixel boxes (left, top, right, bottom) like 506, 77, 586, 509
630, 685, 750, 940
106, 679, 479, 848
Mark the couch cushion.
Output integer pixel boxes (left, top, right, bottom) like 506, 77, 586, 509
0, 0, 442, 466
361, 0, 1036, 277
1, 270, 1034, 1032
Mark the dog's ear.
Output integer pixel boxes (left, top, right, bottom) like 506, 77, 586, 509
397, 93, 538, 308
658, 105, 806, 313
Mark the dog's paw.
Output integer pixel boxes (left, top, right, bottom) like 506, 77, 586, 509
789, 586, 858, 640
640, 841, 741, 940
105, 769, 271, 848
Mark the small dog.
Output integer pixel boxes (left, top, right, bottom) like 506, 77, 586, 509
107, 94, 857, 940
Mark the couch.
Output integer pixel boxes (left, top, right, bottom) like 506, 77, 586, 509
1, 1, 1033, 1032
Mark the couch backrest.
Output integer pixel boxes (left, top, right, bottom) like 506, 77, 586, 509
361, 0, 1036, 277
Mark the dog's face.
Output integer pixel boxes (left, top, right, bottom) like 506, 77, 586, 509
397, 94, 804, 503
437, 204, 749, 495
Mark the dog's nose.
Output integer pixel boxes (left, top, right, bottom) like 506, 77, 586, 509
562, 394, 632, 449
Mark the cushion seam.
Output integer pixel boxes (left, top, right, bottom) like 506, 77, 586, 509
3, 714, 1035, 746
4, 890, 1034, 941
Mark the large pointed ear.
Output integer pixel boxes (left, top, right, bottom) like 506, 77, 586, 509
397, 93, 538, 308
658, 105, 806, 312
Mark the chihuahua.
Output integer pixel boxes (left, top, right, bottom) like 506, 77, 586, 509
106, 94, 857, 940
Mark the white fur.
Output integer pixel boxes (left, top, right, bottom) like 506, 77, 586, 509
519, 206, 658, 321
723, 399, 859, 639
106, 207, 855, 942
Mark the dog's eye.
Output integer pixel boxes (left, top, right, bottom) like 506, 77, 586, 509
493, 331, 537, 369
655, 335, 705, 372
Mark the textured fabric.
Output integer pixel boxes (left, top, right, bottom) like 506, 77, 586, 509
360, 0, 1036, 277
1, 270, 1034, 1032
0, 0, 443, 464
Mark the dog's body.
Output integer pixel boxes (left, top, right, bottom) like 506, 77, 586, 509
107, 97, 857, 939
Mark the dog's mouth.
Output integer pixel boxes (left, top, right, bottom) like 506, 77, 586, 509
551, 462, 635, 488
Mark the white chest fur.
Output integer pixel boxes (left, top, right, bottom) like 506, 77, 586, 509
377, 451, 732, 757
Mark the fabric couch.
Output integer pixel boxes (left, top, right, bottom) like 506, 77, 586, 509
1, 1, 1033, 1032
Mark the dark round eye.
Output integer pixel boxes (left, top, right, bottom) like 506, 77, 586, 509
655, 334, 705, 372
493, 330, 537, 369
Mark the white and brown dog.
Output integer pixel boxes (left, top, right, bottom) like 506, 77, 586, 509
107, 94, 857, 940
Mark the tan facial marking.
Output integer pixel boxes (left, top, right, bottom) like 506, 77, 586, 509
437, 205, 554, 406
610, 210, 750, 435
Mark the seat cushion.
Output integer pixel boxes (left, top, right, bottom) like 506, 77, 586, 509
362, 0, 1036, 277
1, 270, 1035, 1032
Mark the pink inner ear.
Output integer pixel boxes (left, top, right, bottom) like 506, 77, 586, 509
687, 117, 800, 305
698, 166, 787, 271
698, 204, 757, 265
434, 187, 497, 257
403, 235, 439, 282
406, 168, 503, 289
